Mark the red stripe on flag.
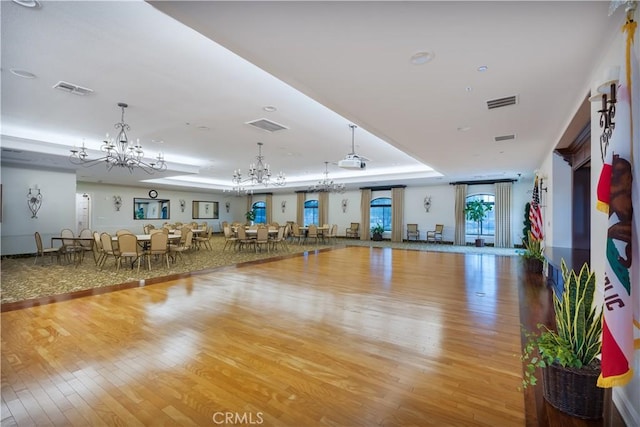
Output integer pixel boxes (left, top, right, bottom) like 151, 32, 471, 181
598, 318, 632, 386
597, 163, 612, 213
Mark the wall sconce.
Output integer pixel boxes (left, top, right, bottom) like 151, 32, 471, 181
225, 201, 230, 213
179, 199, 186, 212
539, 177, 548, 193
27, 186, 42, 218
589, 66, 619, 162
113, 195, 122, 211
424, 196, 432, 212
341, 198, 348, 213
281, 200, 286, 213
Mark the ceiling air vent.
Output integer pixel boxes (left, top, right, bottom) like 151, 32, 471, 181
486, 95, 518, 110
53, 81, 94, 96
494, 134, 516, 142
245, 118, 288, 133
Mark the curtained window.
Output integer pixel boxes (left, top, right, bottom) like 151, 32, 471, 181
251, 201, 266, 224
304, 199, 318, 226
465, 194, 495, 237
454, 184, 467, 245
370, 197, 392, 230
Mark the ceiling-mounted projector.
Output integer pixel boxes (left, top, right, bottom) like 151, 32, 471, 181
338, 157, 366, 169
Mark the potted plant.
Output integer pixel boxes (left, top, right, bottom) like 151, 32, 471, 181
521, 260, 604, 419
245, 209, 256, 225
370, 223, 384, 241
522, 230, 544, 272
464, 199, 492, 246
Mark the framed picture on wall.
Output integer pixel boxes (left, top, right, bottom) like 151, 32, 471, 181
133, 198, 170, 220
192, 201, 218, 219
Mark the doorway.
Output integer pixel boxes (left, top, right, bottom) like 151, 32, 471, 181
572, 162, 590, 250
76, 193, 91, 234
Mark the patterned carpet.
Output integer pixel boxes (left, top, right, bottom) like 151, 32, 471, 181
1, 236, 520, 304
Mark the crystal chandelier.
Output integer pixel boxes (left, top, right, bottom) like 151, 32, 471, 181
69, 103, 167, 174
309, 161, 345, 193
228, 142, 285, 194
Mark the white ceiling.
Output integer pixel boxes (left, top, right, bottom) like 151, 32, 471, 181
1, 1, 622, 194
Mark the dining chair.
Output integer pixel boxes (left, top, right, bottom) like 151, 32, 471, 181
78, 228, 94, 257
195, 226, 213, 250
116, 229, 134, 236
270, 225, 288, 252
92, 231, 103, 264
144, 232, 170, 270
306, 224, 319, 245
223, 226, 239, 251
290, 223, 303, 245
117, 233, 142, 271
99, 232, 119, 270
406, 224, 420, 241
60, 228, 83, 264
254, 227, 270, 253
34, 232, 60, 265
169, 230, 193, 264
236, 227, 255, 251
327, 224, 338, 244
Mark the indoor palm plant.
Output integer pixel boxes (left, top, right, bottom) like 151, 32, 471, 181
245, 209, 256, 225
464, 199, 492, 246
521, 260, 603, 419
370, 223, 384, 241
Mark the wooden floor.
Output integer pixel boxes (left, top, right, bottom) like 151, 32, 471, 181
0, 246, 625, 426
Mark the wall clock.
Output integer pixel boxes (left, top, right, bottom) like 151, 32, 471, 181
148, 189, 158, 199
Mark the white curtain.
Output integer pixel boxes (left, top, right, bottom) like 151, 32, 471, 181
391, 187, 404, 242
454, 184, 467, 245
360, 189, 371, 241
494, 182, 512, 248
296, 192, 305, 225
265, 193, 273, 224
318, 192, 328, 226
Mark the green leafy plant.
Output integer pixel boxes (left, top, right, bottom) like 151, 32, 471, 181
245, 210, 256, 222
464, 199, 492, 239
521, 260, 602, 389
522, 231, 544, 261
370, 223, 384, 235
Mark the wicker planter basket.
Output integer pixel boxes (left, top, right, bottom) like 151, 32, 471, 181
542, 361, 604, 419
525, 258, 543, 273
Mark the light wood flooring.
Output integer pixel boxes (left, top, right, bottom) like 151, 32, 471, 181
2, 246, 528, 425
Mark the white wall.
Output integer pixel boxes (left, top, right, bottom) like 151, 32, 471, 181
1, 165, 77, 255
587, 15, 639, 425
76, 182, 240, 235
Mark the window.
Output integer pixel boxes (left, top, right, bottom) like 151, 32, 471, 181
370, 197, 392, 231
465, 194, 495, 236
303, 199, 318, 226
252, 201, 266, 224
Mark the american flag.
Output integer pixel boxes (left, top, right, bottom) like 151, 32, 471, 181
529, 176, 543, 240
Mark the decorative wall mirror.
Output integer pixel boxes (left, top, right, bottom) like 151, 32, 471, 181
133, 198, 170, 220
192, 201, 218, 219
